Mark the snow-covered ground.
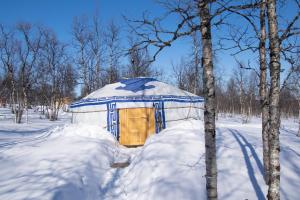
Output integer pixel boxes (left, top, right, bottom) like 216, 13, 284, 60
0, 108, 299, 200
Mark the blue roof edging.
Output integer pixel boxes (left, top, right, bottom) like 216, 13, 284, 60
70, 95, 204, 109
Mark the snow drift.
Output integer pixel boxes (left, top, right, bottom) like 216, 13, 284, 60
0, 124, 119, 200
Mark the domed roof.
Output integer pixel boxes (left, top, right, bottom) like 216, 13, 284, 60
71, 77, 203, 108
86, 77, 197, 98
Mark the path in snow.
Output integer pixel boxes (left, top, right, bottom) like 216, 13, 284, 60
0, 108, 70, 151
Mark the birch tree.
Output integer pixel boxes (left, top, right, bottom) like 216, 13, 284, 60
126, 37, 153, 78
198, 2, 217, 197
16, 23, 42, 123
266, 0, 281, 198
172, 56, 200, 94
171, 32, 202, 95
40, 29, 72, 121
105, 21, 122, 84
288, 63, 300, 136
217, 0, 299, 187
234, 66, 247, 122
72, 16, 91, 96
89, 16, 105, 90
191, 31, 202, 95
0, 25, 22, 123
292, 57, 300, 136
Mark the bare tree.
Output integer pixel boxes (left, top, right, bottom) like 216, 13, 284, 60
39, 29, 73, 121
198, 2, 221, 197
259, 0, 271, 184
172, 32, 202, 95
234, 65, 248, 122
286, 54, 300, 131
217, 0, 299, 187
0, 24, 24, 123
191, 31, 202, 95
16, 23, 42, 123
172, 55, 201, 94
266, 0, 281, 198
126, 37, 154, 78
105, 21, 122, 83
226, 77, 239, 114
72, 16, 91, 96
89, 16, 105, 90
172, 58, 187, 90
72, 15, 107, 95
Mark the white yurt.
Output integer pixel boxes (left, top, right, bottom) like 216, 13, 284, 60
70, 77, 204, 146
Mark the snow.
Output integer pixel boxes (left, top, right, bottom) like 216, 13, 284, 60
0, 108, 299, 200
85, 77, 198, 99
105, 120, 206, 200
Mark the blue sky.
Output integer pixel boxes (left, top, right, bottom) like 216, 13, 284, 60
0, 0, 192, 81
0, 0, 298, 84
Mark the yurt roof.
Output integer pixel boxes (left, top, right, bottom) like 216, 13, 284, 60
70, 77, 203, 108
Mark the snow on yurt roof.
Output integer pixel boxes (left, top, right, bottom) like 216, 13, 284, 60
87, 77, 197, 98
70, 77, 203, 108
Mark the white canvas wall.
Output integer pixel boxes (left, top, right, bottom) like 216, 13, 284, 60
72, 101, 203, 129
72, 111, 107, 127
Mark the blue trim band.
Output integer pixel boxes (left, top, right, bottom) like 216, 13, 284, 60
70, 95, 204, 109
106, 103, 110, 132
161, 101, 166, 129
116, 109, 119, 141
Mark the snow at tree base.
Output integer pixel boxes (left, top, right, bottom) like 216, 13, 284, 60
0, 108, 299, 200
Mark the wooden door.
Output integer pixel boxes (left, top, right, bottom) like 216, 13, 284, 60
119, 107, 155, 146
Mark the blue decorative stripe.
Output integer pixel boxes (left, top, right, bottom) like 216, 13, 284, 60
116, 109, 120, 141
116, 78, 156, 92
106, 103, 110, 131
153, 101, 166, 133
161, 101, 166, 129
70, 95, 204, 108
107, 103, 119, 140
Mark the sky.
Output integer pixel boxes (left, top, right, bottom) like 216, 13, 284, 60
0, 0, 298, 84
0, 0, 191, 81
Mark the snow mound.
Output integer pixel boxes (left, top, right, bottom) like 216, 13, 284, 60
50, 124, 117, 141
105, 120, 207, 200
0, 124, 119, 200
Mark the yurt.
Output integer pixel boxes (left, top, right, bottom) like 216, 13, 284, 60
70, 77, 204, 146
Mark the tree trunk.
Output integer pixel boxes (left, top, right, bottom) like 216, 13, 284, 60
198, 1, 218, 199
266, 0, 281, 199
23, 88, 29, 124
15, 108, 23, 124
49, 108, 55, 121
259, 0, 270, 185
298, 101, 300, 137
193, 31, 200, 95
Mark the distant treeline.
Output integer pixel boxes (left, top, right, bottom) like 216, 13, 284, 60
0, 17, 161, 123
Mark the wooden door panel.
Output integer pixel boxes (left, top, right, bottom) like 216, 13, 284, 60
119, 108, 155, 146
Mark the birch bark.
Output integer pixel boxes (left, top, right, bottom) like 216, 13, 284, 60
198, 1, 217, 199
259, 0, 270, 185
266, 0, 281, 199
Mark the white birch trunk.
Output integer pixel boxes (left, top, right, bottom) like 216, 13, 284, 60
198, 1, 218, 199
266, 0, 281, 199
298, 101, 300, 137
259, 0, 270, 185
